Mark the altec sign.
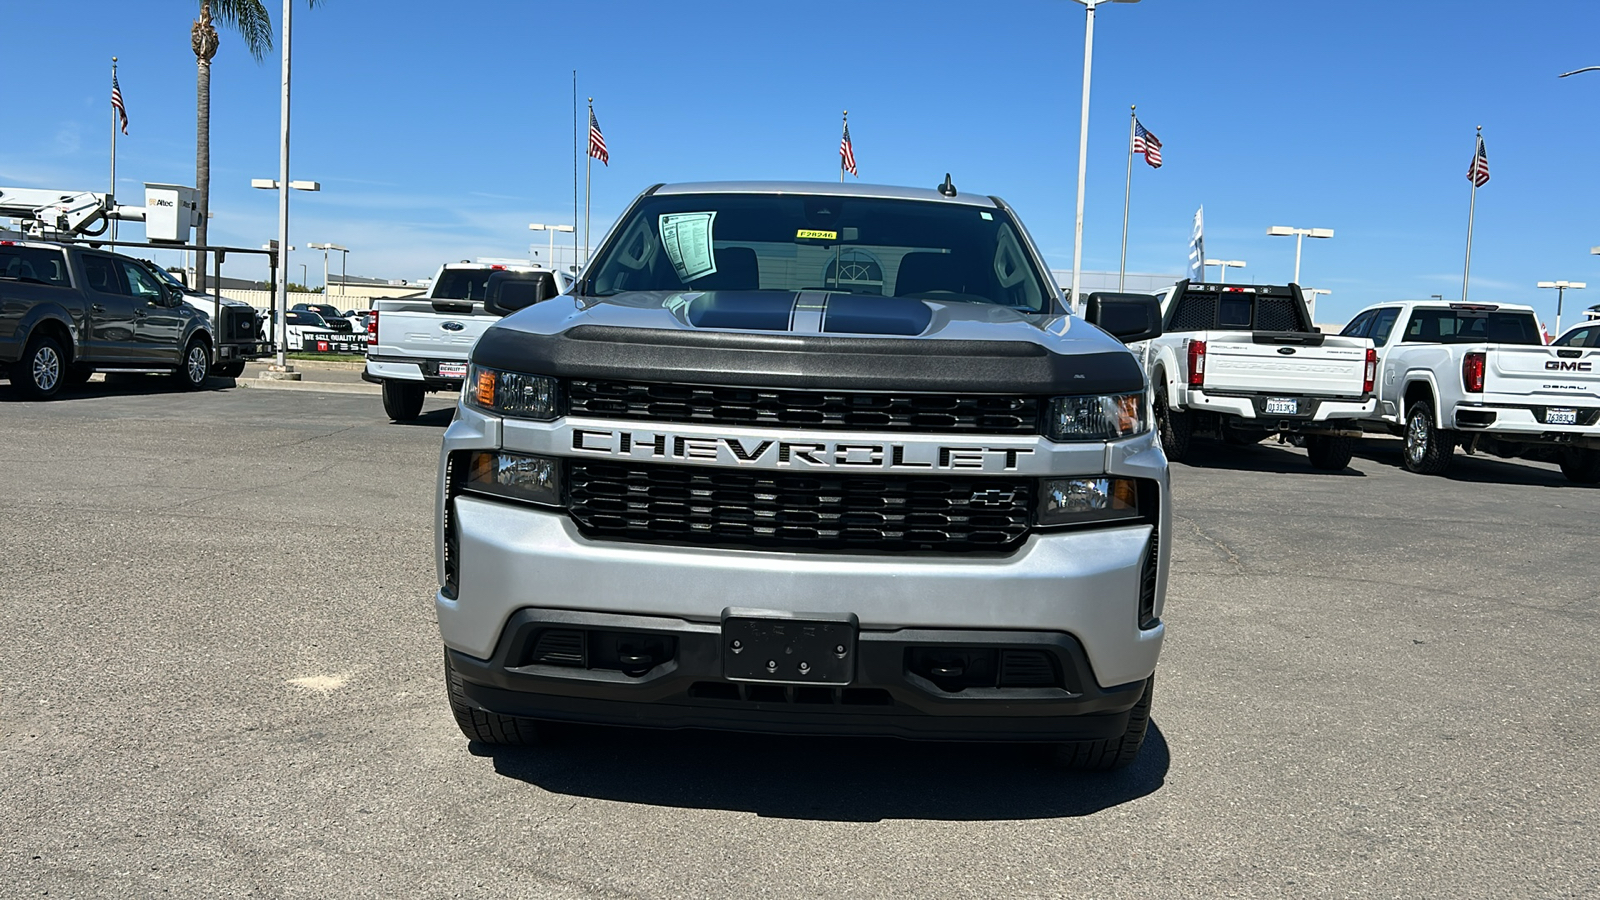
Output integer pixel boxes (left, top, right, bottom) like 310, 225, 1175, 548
569, 428, 1037, 472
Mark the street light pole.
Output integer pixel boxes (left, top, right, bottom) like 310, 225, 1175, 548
1205, 258, 1247, 283
1267, 225, 1334, 285
529, 223, 576, 270
1067, 0, 1141, 313
1537, 280, 1586, 336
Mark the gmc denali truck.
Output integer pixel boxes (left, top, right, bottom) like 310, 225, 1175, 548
436, 181, 1170, 770
1138, 280, 1377, 470
1, 240, 220, 398
1341, 300, 1600, 482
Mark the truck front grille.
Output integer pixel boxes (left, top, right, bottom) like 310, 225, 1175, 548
566, 460, 1033, 552
566, 380, 1042, 435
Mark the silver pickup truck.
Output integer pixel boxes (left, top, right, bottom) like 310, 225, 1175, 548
364, 262, 571, 420
1, 240, 220, 398
435, 180, 1170, 770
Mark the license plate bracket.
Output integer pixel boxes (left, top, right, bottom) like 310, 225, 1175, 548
438, 362, 468, 379
1548, 408, 1578, 425
721, 609, 857, 685
1265, 397, 1299, 415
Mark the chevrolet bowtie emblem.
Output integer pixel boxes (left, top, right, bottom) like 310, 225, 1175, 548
969, 489, 1016, 507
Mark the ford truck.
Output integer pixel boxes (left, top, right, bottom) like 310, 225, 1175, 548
434, 181, 1170, 770
364, 261, 571, 421
1139, 280, 1377, 470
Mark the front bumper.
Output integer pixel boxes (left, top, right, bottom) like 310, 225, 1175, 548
448, 609, 1150, 741
1180, 388, 1375, 426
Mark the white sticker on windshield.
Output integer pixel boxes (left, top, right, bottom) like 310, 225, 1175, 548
659, 212, 718, 282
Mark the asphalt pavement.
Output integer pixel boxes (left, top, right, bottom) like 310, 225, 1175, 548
1, 379, 1595, 899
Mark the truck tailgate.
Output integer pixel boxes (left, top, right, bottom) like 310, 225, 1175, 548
1484, 345, 1600, 406
1202, 334, 1369, 397
374, 300, 498, 360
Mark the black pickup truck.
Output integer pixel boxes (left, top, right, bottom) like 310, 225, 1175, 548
1, 240, 222, 399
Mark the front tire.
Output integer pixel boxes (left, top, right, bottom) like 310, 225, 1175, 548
1558, 448, 1600, 484
1153, 388, 1192, 463
1050, 675, 1154, 772
1403, 401, 1455, 475
444, 651, 542, 746
1304, 434, 1357, 471
172, 338, 210, 391
11, 334, 67, 400
382, 380, 426, 421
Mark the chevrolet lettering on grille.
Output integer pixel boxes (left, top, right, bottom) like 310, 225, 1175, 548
569, 427, 1036, 472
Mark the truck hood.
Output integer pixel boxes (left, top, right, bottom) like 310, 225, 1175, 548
471, 289, 1145, 394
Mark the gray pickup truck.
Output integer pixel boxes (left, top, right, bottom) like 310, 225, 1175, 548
1, 240, 220, 398
436, 181, 1170, 770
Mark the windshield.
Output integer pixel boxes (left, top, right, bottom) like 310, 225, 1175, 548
144, 263, 188, 291
584, 193, 1053, 312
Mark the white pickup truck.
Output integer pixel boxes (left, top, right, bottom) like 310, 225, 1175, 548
1138, 281, 1376, 470
364, 261, 571, 420
1340, 300, 1600, 482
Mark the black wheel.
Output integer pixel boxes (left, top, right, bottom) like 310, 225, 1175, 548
444, 651, 542, 746
1558, 448, 1600, 484
1403, 401, 1454, 474
172, 338, 210, 390
1153, 388, 1192, 463
382, 380, 426, 421
10, 334, 67, 400
213, 360, 246, 379
1304, 434, 1357, 471
1050, 675, 1154, 772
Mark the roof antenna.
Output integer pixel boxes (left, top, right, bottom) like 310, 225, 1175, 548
938, 174, 957, 197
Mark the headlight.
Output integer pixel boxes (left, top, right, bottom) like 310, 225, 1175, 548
461, 450, 563, 507
1037, 476, 1141, 527
1046, 393, 1148, 442
466, 364, 557, 419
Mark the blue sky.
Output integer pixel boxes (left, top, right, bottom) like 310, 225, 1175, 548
4, 0, 1600, 328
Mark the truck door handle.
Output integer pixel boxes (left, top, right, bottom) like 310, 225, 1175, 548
91, 304, 106, 313
134, 309, 147, 318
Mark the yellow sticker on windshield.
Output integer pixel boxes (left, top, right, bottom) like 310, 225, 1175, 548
796, 229, 837, 240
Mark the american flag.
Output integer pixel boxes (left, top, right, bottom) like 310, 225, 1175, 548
840, 120, 857, 177
111, 73, 129, 135
1132, 118, 1161, 168
1467, 134, 1489, 187
587, 107, 608, 166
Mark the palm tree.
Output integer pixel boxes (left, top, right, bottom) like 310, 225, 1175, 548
192, 1, 272, 291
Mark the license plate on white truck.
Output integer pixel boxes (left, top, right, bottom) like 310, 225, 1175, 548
1265, 398, 1299, 415
438, 362, 468, 379
1548, 408, 1577, 425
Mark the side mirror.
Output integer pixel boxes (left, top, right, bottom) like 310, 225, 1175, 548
1085, 292, 1162, 343
484, 271, 557, 317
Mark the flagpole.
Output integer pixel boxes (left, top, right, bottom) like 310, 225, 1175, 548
584, 98, 593, 270
1119, 105, 1136, 292
1462, 124, 1481, 303
572, 71, 578, 274
841, 111, 847, 183
110, 57, 118, 243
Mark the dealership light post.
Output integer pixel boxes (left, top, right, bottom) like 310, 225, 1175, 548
1067, 0, 1142, 311
1205, 258, 1246, 283
1267, 225, 1334, 285
528, 223, 575, 271
1303, 287, 1331, 322
308, 242, 348, 297
1537, 280, 1585, 336
252, 177, 320, 370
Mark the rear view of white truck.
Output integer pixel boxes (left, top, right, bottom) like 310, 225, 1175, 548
1140, 281, 1377, 470
1342, 300, 1600, 482
364, 261, 570, 420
